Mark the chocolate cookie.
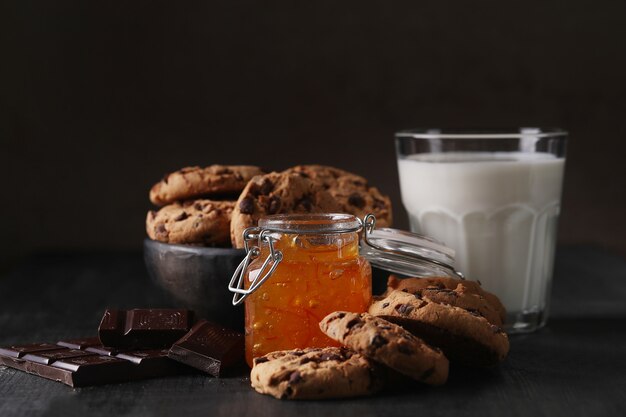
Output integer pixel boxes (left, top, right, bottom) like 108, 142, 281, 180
230, 172, 341, 248
284, 165, 393, 227
319, 312, 449, 385
369, 290, 510, 367
146, 199, 234, 246
150, 165, 264, 206
250, 347, 384, 400
386, 275, 505, 326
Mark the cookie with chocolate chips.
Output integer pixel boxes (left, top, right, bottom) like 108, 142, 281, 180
369, 290, 510, 367
146, 199, 235, 246
283, 165, 393, 227
385, 275, 506, 326
230, 172, 342, 248
149, 165, 264, 206
250, 347, 383, 400
319, 312, 449, 385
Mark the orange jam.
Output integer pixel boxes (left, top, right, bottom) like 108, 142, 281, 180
243, 215, 372, 367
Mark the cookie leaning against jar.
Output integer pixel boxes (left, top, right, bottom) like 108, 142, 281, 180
150, 165, 265, 206
146, 200, 235, 246
283, 165, 393, 227
230, 172, 342, 248
369, 290, 510, 367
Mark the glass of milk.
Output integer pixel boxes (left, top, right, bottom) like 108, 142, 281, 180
395, 128, 567, 333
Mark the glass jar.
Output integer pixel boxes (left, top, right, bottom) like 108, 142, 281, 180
229, 213, 371, 367
228, 213, 462, 367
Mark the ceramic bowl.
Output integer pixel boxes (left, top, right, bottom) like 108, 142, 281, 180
143, 238, 245, 330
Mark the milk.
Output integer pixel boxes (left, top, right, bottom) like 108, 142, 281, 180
398, 152, 565, 327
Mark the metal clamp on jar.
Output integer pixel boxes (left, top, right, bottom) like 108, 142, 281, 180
228, 213, 462, 366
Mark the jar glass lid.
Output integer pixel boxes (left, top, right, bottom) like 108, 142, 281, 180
359, 215, 461, 278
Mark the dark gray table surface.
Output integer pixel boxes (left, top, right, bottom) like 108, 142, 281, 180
1, 246, 625, 417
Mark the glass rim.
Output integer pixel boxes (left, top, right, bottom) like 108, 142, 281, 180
258, 213, 361, 234
395, 127, 567, 140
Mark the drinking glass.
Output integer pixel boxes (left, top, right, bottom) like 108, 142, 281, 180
395, 128, 567, 332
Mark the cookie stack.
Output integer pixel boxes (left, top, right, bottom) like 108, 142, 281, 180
146, 164, 393, 248
250, 275, 509, 400
229, 165, 393, 247
146, 165, 265, 246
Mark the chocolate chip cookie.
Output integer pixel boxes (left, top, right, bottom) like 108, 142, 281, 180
250, 347, 384, 400
146, 199, 235, 246
369, 290, 510, 367
319, 312, 449, 385
150, 165, 264, 206
230, 172, 342, 248
386, 275, 506, 326
284, 165, 393, 227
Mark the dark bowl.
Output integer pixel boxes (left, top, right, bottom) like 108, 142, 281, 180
143, 238, 246, 331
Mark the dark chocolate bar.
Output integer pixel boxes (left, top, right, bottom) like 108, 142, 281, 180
168, 320, 243, 377
98, 309, 194, 349
0, 339, 189, 387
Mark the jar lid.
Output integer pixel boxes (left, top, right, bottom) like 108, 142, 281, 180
359, 214, 461, 278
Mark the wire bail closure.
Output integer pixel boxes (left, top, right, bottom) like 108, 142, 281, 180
360, 213, 464, 279
228, 227, 284, 306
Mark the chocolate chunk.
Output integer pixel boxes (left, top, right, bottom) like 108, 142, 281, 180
194, 202, 203, 210
420, 367, 435, 381
98, 309, 194, 349
254, 357, 269, 365
397, 344, 414, 355
348, 193, 365, 209
167, 320, 243, 377
268, 196, 281, 214
319, 352, 343, 362
346, 318, 362, 329
57, 338, 102, 350
259, 179, 274, 195
382, 302, 390, 308
371, 335, 388, 348
239, 197, 255, 214
174, 212, 188, 221
373, 199, 386, 209
297, 196, 313, 211
288, 370, 302, 384
0, 343, 60, 359
155, 224, 168, 237
23, 349, 94, 365
395, 304, 415, 315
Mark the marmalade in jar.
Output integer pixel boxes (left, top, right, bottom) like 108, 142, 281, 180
243, 214, 372, 367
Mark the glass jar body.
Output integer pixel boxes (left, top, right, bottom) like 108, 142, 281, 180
244, 230, 371, 367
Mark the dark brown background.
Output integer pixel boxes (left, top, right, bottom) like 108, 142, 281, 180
1, 1, 625, 270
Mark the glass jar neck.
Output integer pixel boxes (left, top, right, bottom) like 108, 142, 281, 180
259, 231, 360, 262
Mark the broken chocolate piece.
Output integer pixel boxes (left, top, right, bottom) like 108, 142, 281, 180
0, 340, 188, 387
98, 309, 194, 349
167, 320, 244, 377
